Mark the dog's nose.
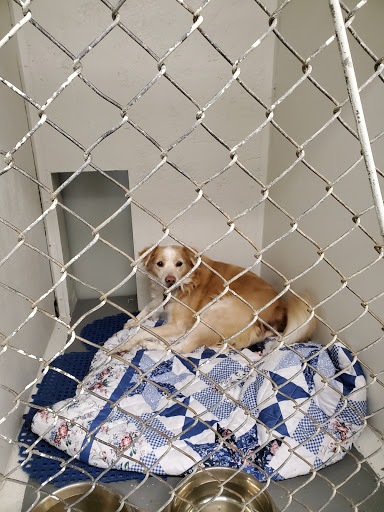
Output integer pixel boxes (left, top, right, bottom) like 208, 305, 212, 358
165, 274, 176, 285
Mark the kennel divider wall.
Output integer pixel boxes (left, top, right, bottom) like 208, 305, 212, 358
0, 0, 55, 483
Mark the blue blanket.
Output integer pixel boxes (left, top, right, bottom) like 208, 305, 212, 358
32, 321, 367, 481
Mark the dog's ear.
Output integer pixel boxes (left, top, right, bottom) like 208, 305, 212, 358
138, 246, 155, 267
182, 246, 198, 266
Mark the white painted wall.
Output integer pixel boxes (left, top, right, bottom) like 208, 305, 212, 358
263, 0, 384, 442
0, 1, 54, 475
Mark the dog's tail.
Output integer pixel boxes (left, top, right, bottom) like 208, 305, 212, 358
281, 294, 317, 345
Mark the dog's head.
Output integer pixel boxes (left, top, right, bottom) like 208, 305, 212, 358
139, 245, 197, 288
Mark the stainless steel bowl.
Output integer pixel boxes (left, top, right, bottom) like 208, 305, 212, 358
166, 468, 278, 512
30, 482, 144, 512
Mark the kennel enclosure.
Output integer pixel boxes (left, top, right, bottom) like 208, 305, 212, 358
1, 0, 384, 510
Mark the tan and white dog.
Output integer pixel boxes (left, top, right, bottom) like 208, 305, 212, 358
114, 245, 316, 354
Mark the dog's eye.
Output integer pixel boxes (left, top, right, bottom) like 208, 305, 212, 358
157, 261, 163, 267
176, 261, 183, 267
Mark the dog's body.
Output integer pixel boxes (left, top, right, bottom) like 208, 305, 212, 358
114, 245, 316, 354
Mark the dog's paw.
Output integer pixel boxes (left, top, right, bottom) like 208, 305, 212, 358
123, 318, 138, 328
141, 340, 167, 351
263, 339, 285, 355
110, 348, 127, 355
110, 340, 135, 354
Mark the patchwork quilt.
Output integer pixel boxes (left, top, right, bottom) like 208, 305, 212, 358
32, 321, 367, 481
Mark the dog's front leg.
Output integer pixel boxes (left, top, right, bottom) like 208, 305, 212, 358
124, 297, 164, 328
112, 323, 186, 353
123, 304, 150, 328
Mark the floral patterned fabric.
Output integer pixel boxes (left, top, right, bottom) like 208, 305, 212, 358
32, 322, 367, 480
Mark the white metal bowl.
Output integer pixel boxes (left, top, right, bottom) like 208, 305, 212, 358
30, 482, 144, 512
166, 467, 279, 512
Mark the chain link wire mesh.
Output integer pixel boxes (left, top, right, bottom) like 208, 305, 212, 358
0, 0, 383, 510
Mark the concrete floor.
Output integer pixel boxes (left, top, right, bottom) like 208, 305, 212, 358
21, 297, 384, 511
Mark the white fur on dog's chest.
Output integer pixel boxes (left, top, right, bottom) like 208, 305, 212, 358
149, 281, 172, 320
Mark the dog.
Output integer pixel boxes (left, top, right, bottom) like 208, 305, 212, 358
113, 245, 316, 354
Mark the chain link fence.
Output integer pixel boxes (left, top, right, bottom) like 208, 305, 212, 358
1, 0, 383, 510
